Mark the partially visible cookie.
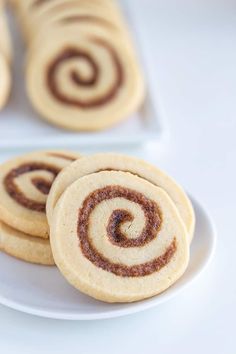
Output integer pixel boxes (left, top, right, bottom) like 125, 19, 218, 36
0, 51, 10, 110
24, 0, 126, 44
0, 0, 12, 110
0, 6, 12, 62
0, 150, 81, 238
50, 171, 189, 302
47, 153, 195, 242
10, 0, 121, 44
0, 220, 54, 265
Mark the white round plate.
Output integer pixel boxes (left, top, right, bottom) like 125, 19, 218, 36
0, 197, 216, 320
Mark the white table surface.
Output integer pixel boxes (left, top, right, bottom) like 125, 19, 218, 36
0, 0, 235, 352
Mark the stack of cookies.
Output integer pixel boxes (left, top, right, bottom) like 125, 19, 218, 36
0, 150, 195, 303
0, 150, 80, 265
0, 0, 11, 110
11, 0, 145, 131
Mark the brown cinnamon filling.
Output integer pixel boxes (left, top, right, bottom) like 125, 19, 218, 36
31, 177, 51, 195
4, 163, 60, 212
98, 168, 158, 187
47, 39, 123, 108
47, 152, 77, 161
32, 0, 53, 8
78, 185, 176, 277
61, 15, 116, 30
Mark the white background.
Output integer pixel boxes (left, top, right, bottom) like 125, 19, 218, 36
0, 0, 235, 353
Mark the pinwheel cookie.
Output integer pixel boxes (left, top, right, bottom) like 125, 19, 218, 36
50, 170, 189, 302
47, 153, 195, 242
0, 150, 80, 238
26, 25, 145, 131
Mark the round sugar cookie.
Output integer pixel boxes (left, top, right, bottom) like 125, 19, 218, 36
0, 220, 54, 265
47, 153, 195, 242
26, 25, 145, 131
0, 150, 81, 238
50, 171, 189, 303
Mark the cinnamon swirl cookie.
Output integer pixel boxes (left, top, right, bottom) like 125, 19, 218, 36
50, 171, 189, 302
26, 25, 144, 130
0, 220, 54, 265
47, 153, 195, 242
0, 150, 80, 238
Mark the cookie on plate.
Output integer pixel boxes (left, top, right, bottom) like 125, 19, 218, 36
0, 150, 81, 238
50, 171, 189, 302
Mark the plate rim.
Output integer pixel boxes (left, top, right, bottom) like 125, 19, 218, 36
0, 196, 217, 320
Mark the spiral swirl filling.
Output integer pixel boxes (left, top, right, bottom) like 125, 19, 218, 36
78, 185, 177, 277
32, 0, 53, 8
47, 39, 123, 108
47, 152, 77, 161
60, 15, 116, 30
4, 163, 60, 212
